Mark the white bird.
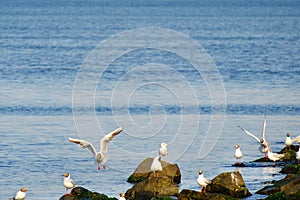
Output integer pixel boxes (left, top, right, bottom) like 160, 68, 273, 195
62, 172, 75, 195
150, 156, 162, 172
197, 169, 210, 192
13, 188, 27, 200
234, 144, 243, 164
159, 143, 168, 157
285, 133, 293, 150
267, 148, 284, 166
296, 143, 300, 164
119, 193, 126, 200
69, 127, 122, 170
238, 115, 269, 156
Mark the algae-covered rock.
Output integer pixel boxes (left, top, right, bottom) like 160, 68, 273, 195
256, 174, 300, 199
59, 187, 118, 200
280, 164, 300, 175
127, 157, 181, 184
178, 189, 237, 200
206, 171, 251, 198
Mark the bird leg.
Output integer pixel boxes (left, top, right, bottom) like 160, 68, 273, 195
98, 165, 100, 170
103, 165, 106, 169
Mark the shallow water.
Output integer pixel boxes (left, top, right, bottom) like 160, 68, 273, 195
0, 0, 299, 199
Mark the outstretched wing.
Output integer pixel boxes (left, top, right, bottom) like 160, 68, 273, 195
237, 125, 261, 143
68, 138, 97, 157
262, 114, 267, 142
292, 135, 300, 143
100, 127, 123, 153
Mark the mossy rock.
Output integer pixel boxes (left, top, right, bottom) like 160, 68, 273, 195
178, 189, 238, 200
265, 190, 300, 200
280, 164, 300, 175
125, 176, 179, 200
59, 187, 118, 200
206, 171, 251, 198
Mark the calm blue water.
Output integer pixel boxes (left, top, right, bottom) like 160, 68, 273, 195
1, 0, 300, 199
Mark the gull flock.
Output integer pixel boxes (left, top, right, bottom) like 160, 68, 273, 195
11, 115, 300, 199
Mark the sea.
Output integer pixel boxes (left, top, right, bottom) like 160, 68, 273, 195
0, 0, 299, 199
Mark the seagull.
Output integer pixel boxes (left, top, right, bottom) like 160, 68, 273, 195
296, 143, 300, 164
69, 127, 123, 170
267, 147, 284, 166
159, 143, 168, 157
234, 144, 243, 164
13, 188, 27, 200
150, 156, 162, 175
238, 115, 269, 156
197, 169, 210, 192
62, 172, 75, 195
285, 133, 293, 150
119, 193, 126, 200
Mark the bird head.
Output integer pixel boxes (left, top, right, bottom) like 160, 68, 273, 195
260, 138, 264, 143
161, 143, 168, 147
62, 172, 70, 177
120, 193, 125, 197
198, 169, 203, 175
20, 188, 27, 192
287, 133, 290, 137
235, 144, 240, 149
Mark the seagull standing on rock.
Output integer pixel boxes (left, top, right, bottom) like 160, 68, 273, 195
197, 169, 210, 193
285, 133, 293, 150
62, 172, 75, 195
267, 147, 284, 166
13, 188, 27, 200
69, 127, 123, 170
150, 156, 162, 177
159, 143, 168, 158
234, 144, 243, 164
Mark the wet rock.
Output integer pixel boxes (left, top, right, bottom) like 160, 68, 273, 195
59, 186, 117, 200
125, 176, 179, 200
127, 157, 181, 184
253, 145, 298, 163
256, 174, 300, 199
206, 171, 251, 198
231, 162, 246, 167
178, 189, 238, 200
280, 164, 300, 175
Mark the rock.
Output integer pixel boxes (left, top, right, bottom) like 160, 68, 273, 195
280, 164, 300, 175
127, 157, 181, 184
178, 189, 238, 200
231, 163, 246, 167
253, 145, 298, 163
59, 187, 118, 200
256, 174, 300, 199
125, 176, 179, 200
206, 171, 251, 198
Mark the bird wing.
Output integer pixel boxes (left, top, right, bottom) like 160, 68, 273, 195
292, 135, 300, 143
273, 152, 285, 159
100, 127, 123, 153
262, 115, 267, 142
68, 138, 97, 157
237, 125, 260, 143
204, 177, 211, 184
